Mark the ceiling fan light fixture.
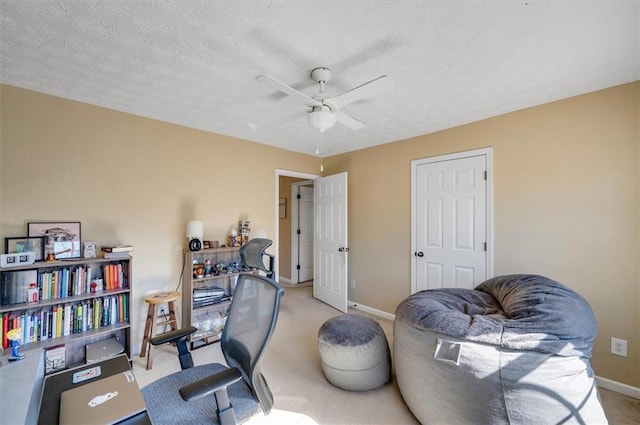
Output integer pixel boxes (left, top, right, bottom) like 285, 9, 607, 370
307, 106, 336, 133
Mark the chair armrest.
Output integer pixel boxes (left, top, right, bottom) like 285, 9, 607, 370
149, 326, 197, 346
265, 253, 275, 270
179, 367, 242, 402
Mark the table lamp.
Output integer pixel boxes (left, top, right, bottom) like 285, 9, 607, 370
186, 220, 204, 251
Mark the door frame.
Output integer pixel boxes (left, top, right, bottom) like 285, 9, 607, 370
410, 147, 494, 294
290, 180, 314, 283
275, 169, 320, 281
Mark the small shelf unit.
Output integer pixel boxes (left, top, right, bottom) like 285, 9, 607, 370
182, 247, 244, 349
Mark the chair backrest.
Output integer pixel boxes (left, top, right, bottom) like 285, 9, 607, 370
239, 238, 275, 278
221, 273, 284, 415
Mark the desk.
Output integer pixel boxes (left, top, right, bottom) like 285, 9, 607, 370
0, 352, 150, 425
0, 348, 44, 425
38, 354, 150, 425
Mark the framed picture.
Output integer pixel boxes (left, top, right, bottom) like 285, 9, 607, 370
279, 198, 287, 219
4, 236, 45, 261
28, 221, 82, 259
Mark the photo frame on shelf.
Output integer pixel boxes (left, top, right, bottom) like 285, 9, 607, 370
27, 221, 82, 259
4, 236, 45, 261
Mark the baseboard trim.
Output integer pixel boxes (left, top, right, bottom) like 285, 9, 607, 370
278, 276, 293, 284
348, 300, 396, 321
596, 376, 640, 399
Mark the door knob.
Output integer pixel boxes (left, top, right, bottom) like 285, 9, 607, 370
414, 251, 424, 257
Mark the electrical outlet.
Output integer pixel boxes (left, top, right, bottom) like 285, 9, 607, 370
349, 278, 356, 289
611, 337, 627, 357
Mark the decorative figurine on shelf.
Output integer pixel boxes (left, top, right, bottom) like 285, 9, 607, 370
227, 227, 242, 247
204, 259, 213, 277
227, 260, 242, 273
193, 263, 205, 279
7, 328, 25, 361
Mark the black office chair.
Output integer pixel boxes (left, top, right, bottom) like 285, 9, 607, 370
141, 273, 284, 425
239, 238, 275, 279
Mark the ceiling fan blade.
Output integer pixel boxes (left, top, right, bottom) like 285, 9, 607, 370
335, 110, 365, 130
256, 75, 322, 107
325, 75, 392, 110
272, 110, 308, 126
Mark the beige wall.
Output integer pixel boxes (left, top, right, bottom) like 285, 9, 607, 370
0, 85, 320, 354
325, 82, 640, 387
2, 82, 638, 387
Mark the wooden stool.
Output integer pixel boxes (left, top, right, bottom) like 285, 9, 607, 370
140, 291, 181, 370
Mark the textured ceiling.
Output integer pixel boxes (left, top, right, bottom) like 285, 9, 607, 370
1, 1, 638, 157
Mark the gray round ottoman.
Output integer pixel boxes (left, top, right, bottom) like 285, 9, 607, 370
317, 314, 391, 391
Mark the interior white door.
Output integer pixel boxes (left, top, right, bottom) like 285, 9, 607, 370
414, 153, 488, 291
298, 185, 314, 282
314, 172, 348, 313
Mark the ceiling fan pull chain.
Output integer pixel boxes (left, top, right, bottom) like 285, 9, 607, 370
319, 133, 324, 172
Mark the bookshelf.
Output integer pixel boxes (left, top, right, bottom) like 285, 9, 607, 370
182, 247, 244, 349
0, 256, 132, 368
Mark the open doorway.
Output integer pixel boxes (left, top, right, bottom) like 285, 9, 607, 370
290, 180, 314, 283
274, 169, 319, 284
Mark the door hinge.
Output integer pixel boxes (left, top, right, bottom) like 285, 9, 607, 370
296, 264, 301, 270
484, 171, 487, 180
296, 229, 301, 235
484, 242, 487, 251
297, 194, 301, 199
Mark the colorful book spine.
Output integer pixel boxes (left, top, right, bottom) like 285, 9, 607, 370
93, 298, 98, 329
55, 305, 63, 338
41, 309, 49, 341
2, 312, 8, 348
110, 296, 117, 325
63, 305, 71, 336
86, 267, 92, 293
118, 294, 125, 322
52, 271, 58, 299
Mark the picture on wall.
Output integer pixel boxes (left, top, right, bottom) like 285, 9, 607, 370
27, 221, 82, 259
279, 198, 287, 219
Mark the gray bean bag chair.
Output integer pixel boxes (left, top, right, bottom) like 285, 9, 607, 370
394, 274, 608, 424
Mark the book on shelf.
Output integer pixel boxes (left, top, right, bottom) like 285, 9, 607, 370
193, 295, 230, 309
0, 293, 130, 348
101, 245, 133, 253
193, 287, 225, 298
101, 263, 125, 290
44, 343, 66, 374
103, 251, 132, 259
1, 312, 8, 348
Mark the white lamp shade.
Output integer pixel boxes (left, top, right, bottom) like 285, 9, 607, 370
186, 221, 204, 239
307, 106, 336, 133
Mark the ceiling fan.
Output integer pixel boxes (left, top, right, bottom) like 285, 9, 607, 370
256, 67, 392, 133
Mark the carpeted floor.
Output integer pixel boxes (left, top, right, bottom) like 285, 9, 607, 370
132, 282, 639, 425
